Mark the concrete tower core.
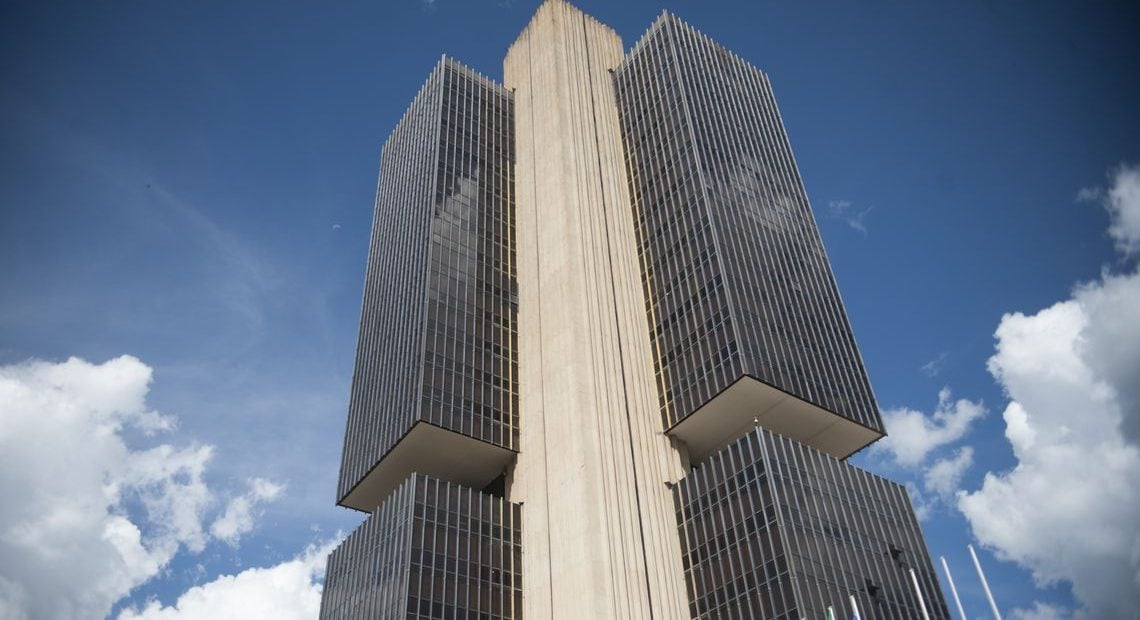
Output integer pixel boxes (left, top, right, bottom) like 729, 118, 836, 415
504, 1, 689, 617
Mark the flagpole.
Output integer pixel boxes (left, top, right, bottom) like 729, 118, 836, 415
940, 556, 968, 620
969, 544, 1003, 620
849, 594, 862, 620
909, 568, 932, 620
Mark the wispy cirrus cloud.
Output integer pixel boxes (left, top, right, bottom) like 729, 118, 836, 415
920, 351, 949, 378
827, 199, 873, 235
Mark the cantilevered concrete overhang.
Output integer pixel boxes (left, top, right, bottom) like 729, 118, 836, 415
338, 421, 516, 513
667, 375, 884, 464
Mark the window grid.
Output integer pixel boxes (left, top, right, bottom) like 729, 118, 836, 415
614, 14, 883, 435
321, 474, 523, 619
338, 58, 519, 504
674, 428, 951, 620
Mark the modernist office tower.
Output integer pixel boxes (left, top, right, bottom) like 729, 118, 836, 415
323, 57, 523, 618
335, 57, 519, 514
323, 2, 949, 619
322, 475, 522, 618
674, 428, 944, 619
614, 15, 883, 462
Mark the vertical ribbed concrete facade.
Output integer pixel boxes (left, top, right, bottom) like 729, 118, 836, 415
504, 2, 688, 618
323, 2, 950, 618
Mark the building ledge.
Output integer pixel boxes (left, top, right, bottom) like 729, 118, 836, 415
667, 375, 883, 463
338, 421, 516, 512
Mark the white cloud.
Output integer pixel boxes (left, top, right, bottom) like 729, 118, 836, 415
923, 446, 973, 500
0, 356, 211, 618
904, 481, 934, 522
117, 539, 336, 620
0, 356, 282, 619
1075, 186, 1101, 203
898, 446, 973, 521
958, 265, 1140, 619
1070, 269, 1140, 446
827, 199, 873, 235
210, 478, 284, 546
920, 351, 949, 378
1009, 601, 1074, 620
1104, 164, 1140, 256
1079, 163, 1140, 257
873, 388, 986, 467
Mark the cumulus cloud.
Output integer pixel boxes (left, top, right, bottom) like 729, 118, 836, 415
957, 165, 1140, 618
923, 446, 973, 500
959, 268, 1140, 618
0, 356, 210, 618
873, 388, 986, 467
210, 478, 284, 546
0, 356, 280, 619
899, 446, 972, 521
1104, 164, 1140, 255
904, 481, 934, 522
1078, 270, 1140, 447
1009, 601, 1074, 620
117, 539, 336, 620
1079, 163, 1140, 256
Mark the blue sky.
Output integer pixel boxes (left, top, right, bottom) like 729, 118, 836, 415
1, 0, 1138, 618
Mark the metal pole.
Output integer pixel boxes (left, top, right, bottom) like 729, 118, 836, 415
909, 568, 932, 620
941, 556, 968, 620
969, 544, 1003, 620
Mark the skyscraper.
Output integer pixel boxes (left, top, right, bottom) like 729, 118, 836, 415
322, 2, 950, 618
